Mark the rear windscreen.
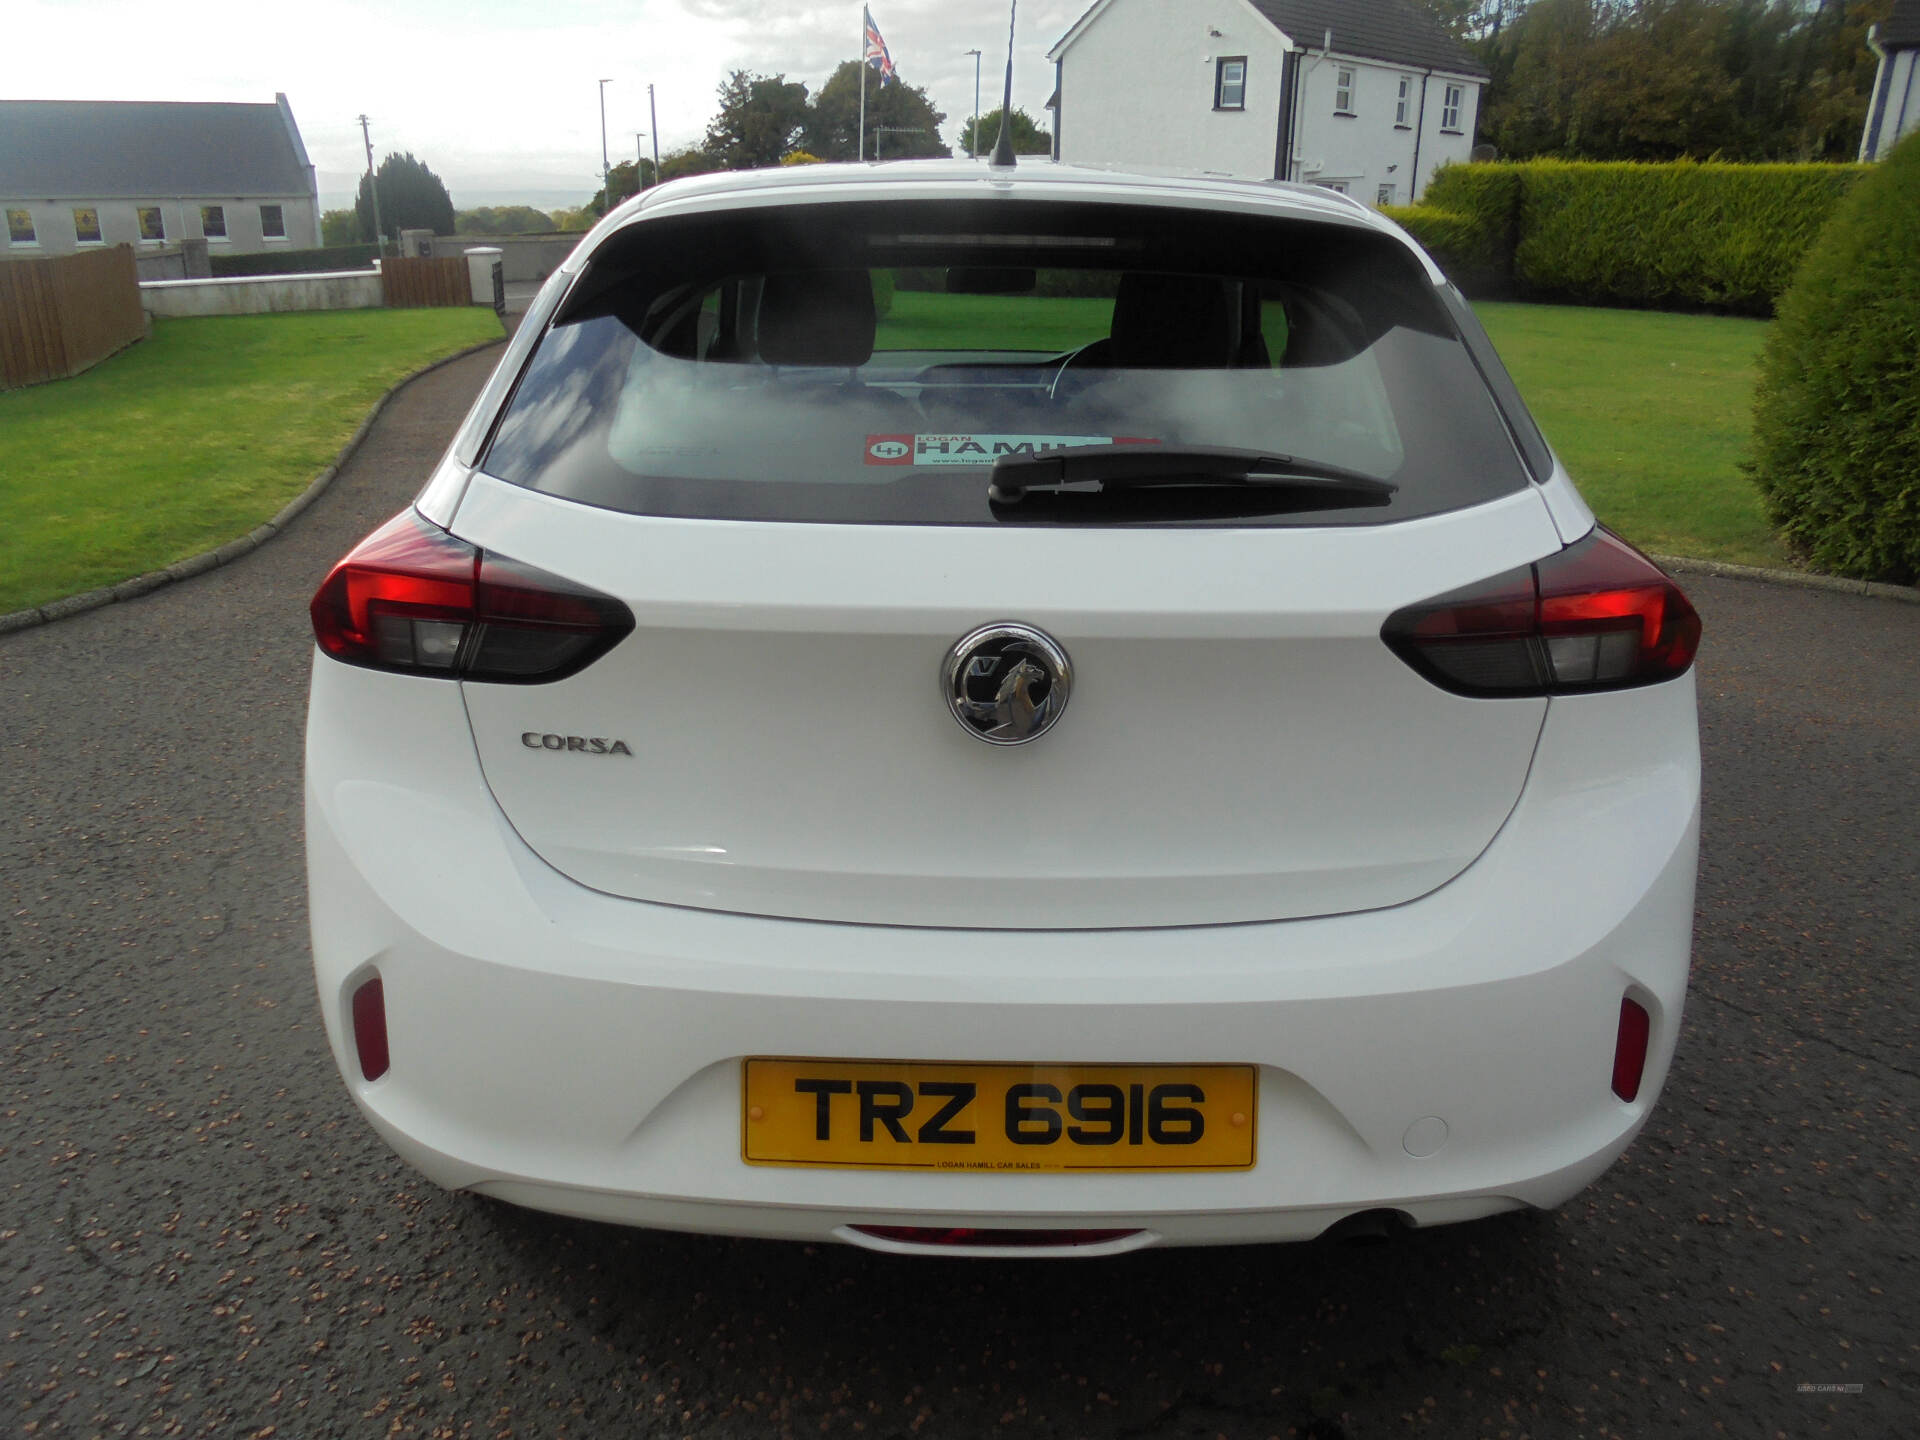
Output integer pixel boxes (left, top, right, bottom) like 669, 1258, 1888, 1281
481, 199, 1532, 526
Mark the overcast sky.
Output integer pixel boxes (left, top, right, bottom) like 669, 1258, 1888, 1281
17, 0, 1090, 208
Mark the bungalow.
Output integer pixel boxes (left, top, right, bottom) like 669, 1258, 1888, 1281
1, 94, 320, 260
1046, 0, 1489, 206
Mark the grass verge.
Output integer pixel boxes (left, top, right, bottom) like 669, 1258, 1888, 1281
1473, 301, 1781, 567
0, 308, 502, 615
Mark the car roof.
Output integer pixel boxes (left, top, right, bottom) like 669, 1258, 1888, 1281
568, 159, 1440, 283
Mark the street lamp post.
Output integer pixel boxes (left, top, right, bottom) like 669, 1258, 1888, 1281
597, 78, 613, 190
648, 84, 660, 187
965, 49, 982, 159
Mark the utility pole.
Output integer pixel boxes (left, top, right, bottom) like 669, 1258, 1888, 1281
357, 113, 384, 253
598, 78, 614, 192
648, 84, 660, 186
965, 50, 982, 159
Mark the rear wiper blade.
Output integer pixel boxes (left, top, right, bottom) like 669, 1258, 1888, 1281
987, 444, 1396, 504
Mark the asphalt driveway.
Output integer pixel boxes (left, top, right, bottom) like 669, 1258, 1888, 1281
2, 347, 1915, 1438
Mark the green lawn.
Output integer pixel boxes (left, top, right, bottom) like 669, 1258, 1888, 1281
0, 308, 502, 615
1473, 301, 1781, 567
877, 290, 1114, 352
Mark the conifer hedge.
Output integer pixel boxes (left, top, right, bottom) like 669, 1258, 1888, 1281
1385, 160, 1866, 314
1748, 134, 1920, 584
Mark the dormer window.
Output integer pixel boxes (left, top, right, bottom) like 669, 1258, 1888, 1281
1214, 57, 1247, 111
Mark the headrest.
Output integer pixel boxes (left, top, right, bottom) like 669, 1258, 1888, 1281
1108, 272, 1238, 369
757, 270, 877, 367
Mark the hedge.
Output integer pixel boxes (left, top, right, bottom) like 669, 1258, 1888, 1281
1385, 161, 1867, 314
1748, 133, 1920, 583
210, 243, 380, 278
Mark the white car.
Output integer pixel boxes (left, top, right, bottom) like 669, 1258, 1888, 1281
305, 160, 1701, 1256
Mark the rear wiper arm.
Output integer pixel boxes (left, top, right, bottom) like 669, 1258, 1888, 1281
987, 444, 1397, 504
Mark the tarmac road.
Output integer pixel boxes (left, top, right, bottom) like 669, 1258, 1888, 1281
3, 346, 1916, 1439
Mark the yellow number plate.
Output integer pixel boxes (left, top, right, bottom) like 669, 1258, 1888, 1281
742, 1059, 1256, 1172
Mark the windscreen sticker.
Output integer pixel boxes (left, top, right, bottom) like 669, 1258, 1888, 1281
864, 433, 1160, 467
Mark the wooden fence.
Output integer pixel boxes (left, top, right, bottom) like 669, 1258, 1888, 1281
0, 246, 147, 390
380, 256, 472, 308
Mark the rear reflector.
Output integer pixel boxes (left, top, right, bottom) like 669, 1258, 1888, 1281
351, 975, 390, 1082
1611, 997, 1651, 1102
1383, 528, 1701, 697
310, 509, 634, 684
850, 1226, 1140, 1249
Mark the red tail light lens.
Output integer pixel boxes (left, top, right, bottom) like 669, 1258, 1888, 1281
1383, 528, 1701, 696
351, 974, 390, 1082
310, 510, 634, 683
1611, 996, 1651, 1102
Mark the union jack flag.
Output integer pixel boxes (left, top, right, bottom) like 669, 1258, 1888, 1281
863, 7, 896, 86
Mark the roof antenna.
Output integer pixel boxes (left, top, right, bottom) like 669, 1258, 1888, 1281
989, 0, 1019, 168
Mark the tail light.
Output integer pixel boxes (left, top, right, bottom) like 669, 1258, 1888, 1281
310, 510, 634, 683
1383, 528, 1700, 696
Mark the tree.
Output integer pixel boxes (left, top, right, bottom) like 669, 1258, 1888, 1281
1475, 0, 1895, 162
320, 208, 359, 246
658, 146, 722, 182
354, 151, 456, 241
957, 106, 1052, 158
705, 71, 812, 169
455, 206, 556, 235
587, 159, 658, 217
804, 61, 951, 161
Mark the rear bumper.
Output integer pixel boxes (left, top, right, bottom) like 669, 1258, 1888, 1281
305, 655, 1699, 1249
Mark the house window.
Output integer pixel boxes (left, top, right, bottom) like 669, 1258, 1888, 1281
138, 206, 166, 242
1334, 67, 1355, 115
1377, 183, 1396, 207
201, 205, 228, 240
1442, 84, 1464, 132
73, 207, 103, 244
260, 204, 286, 239
1315, 180, 1349, 195
1396, 75, 1412, 127
1214, 57, 1247, 111
6, 208, 35, 245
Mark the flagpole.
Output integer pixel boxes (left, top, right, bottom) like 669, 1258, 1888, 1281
858, 7, 869, 161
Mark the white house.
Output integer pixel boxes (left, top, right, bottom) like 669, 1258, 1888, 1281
1859, 0, 1919, 161
1, 95, 321, 261
1046, 0, 1488, 206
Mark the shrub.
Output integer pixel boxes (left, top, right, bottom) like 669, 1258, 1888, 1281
1421, 164, 1524, 274
1748, 134, 1920, 584
1404, 160, 1865, 312
210, 243, 379, 278
1514, 160, 1867, 314
1379, 204, 1510, 295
